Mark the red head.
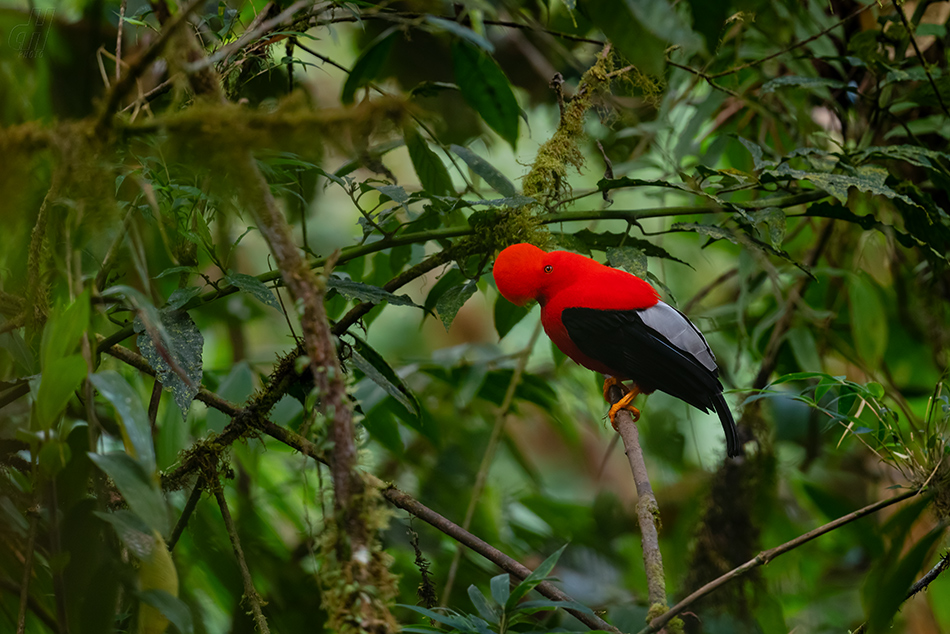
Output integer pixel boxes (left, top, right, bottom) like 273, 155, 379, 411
493, 243, 658, 308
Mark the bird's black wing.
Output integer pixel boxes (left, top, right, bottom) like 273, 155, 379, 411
562, 304, 740, 457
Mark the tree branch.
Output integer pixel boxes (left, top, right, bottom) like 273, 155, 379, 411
640, 488, 922, 634
212, 479, 271, 634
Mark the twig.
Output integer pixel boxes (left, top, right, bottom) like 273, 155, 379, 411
115, 0, 126, 82
851, 550, 950, 634
167, 477, 204, 551
442, 321, 543, 603
184, 0, 309, 73
0, 578, 57, 633
96, 0, 206, 130
607, 385, 669, 612
212, 480, 271, 634
639, 488, 922, 634
895, 2, 950, 118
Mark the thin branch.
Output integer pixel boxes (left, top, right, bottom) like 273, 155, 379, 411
96, 0, 206, 130
895, 2, 950, 118
0, 578, 57, 632
639, 488, 922, 634
115, 0, 126, 82
167, 477, 204, 551
184, 0, 310, 73
212, 480, 271, 634
705, 2, 881, 80
607, 384, 668, 612
442, 321, 543, 603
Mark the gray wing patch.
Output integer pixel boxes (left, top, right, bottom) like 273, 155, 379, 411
638, 302, 717, 372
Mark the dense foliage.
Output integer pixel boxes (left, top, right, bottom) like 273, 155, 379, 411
2, 0, 950, 633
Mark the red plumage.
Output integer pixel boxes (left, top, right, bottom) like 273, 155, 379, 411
492, 243, 740, 457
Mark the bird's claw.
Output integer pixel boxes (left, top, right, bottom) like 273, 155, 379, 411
605, 384, 641, 431
602, 376, 628, 401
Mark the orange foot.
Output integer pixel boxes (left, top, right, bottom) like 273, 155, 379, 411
602, 378, 641, 431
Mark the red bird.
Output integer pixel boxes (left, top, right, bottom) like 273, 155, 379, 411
492, 243, 740, 458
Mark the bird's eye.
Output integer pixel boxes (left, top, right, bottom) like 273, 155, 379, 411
544, 265, 553, 273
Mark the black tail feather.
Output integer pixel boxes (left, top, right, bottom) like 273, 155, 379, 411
713, 392, 741, 458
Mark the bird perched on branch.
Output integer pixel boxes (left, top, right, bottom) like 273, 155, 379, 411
492, 243, 740, 458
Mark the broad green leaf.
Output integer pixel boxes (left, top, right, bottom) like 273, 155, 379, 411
135, 310, 203, 420
865, 525, 945, 633
451, 41, 520, 148
166, 286, 202, 310
506, 544, 567, 609
425, 16, 494, 52
40, 289, 90, 372
225, 272, 281, 311
738, 137, 778, 170
95, 509, 155, 559
423, 267, 468, 315
848, 275, 887, 367
489, 573, 510, 607
761, 75, 849, 94
404, 126, 454, 196
515, 599, 594, 615
450, 145, 517, 197
493, 294, 530, 340
436, 280, 478, 331
467, 585, 499, 622
469, 195, 535, 208
35, 354, 87, 430
90, 371, 156, 474
787, 327, 821, 372
567, 230, 691, 268
754, 207, 787, 249
38, 438, 71, 478
607, 246, 648, 278
88, 452, 168, 535
154, 266, 195, 279
327, 276, 421, 308
672, 222, 740, 244
580, 1, 667, 75
341, 29, 398, 104
348, 332, 419, 417
139, 590, 194, 634
373, 184, 409, 206
772, 163, 917, 206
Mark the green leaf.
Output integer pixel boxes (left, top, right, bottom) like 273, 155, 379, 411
753, 207, 787, 249
423, 267, 467, 315
489, 573, 510, 607
90, 371, 156, 474
225, 272, 281, 311
40, 289, 90, 372
135, 310, 204, 420
493, 294, 530, 340
154, 266, 195, 279
425, 16, 494, 52
166, 287, 202, 310
139, 590, 194, 634
327, 276, 421, 308
450, 145, 517, 197
580, 0, 670, 75
451, 41, 520, 148
88, 452, 168, 535
436, 280, 478, 331
341, 29, 398, 104
38, 439, 71, 478
348, 332, 420, 417
95, 509, 155, 559
515, 599, 594, 615
606, 246, 648, 278
760, 75, 849, 94
848, 275, 887, 367
467, 585, 500, 622
787, 327, 821, 372
772, 163, 917, 206
506, 544, 567, 610
865, 526, 945, 633
404, 126, 454, 196
35, 355, 87, 430
568, 230, 691, 268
